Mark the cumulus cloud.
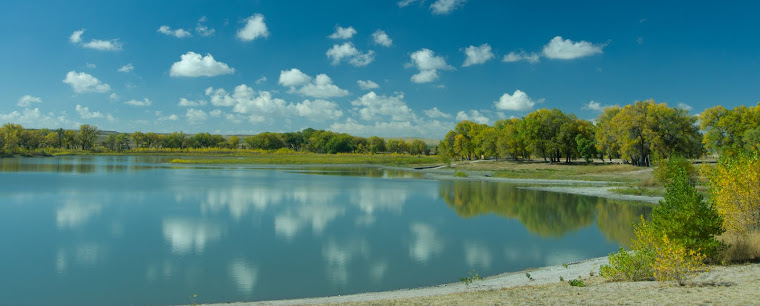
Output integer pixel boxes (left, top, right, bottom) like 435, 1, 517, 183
69, 29, 122, 51
279, 70, 349, 98
255, 76, 267, 84
125, 98, 152, 107
278, 68, 312, 87
494, 90, 536, 111
69, 29, 85, 43
158, 25, 192, 38
372, 30, 392, 47
158, 114, 179, 121
351, 91, 415, 122
109, 93, 119, 100
462, 43, 494, 67
294, 99, 343, 122
424, 107, 451, 119
456, 110, 490, 124
117, 64, 134, 73
17, 95, 42, 107
63, 71, 111, 93
237, 14, 269, 41
430, 0, 466, 15
409, 48, 453, 83
85, 63, 96, 69
357, 80, 379, 90
185, 108, 208, 123
542, 36, 605, 60
196, 16, 215, 37
677, 102, 693, 111
328, 26, 357, 40
326, 42, 375, 67
502, 51, 540, 63
76, 104, 111, 120
0, 108, 70, 128
298, 74, 350, 98
205, 85, 290, 123
178, 98, 207, 107
170, 52, 235, 77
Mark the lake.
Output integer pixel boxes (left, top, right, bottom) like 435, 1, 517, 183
0, 156, 651, 305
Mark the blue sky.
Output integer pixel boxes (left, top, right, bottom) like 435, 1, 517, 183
2, 1, 759, 138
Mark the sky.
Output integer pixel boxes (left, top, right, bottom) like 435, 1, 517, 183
2, 1, 760, 138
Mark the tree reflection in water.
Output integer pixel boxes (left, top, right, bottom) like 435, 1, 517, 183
438, 180, 652, 247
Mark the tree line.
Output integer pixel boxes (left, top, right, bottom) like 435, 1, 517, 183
0, 124, 431, 156
439, 100, 760, 166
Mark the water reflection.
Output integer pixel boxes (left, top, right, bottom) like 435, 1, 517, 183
161, 218, 224, 254
56, 200, 102, 229
408, 223, 445, 264
229, 258, 259, 296
438, 180, 651, 246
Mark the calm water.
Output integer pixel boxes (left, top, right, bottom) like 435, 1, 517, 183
0, 156, 651, 305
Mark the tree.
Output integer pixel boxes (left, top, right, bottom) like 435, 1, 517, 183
227, 136, 240, 149
131, 131, 146, 149
367, 136, 386, 154
706, 152, 760, 236
163, 131, 187, 149
595, 106, 622, 161
77, 124, 99, 150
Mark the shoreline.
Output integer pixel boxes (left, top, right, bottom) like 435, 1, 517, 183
210, 257, 611, 305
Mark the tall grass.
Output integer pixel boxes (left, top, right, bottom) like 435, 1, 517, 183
717, 231, 760, 263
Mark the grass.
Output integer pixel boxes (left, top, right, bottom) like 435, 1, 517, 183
717, 231, 760, 263
169, 152, 439, 167
460, 160, 649, 183
453, 170, 468, 177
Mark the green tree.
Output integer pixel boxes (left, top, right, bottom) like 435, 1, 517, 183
367, 136, 386, 154
131, 131, 146, 149
77, 124, 99, 150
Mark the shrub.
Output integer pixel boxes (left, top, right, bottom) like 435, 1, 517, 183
651, 166, 724, 259
652, 234, 707, 286
600, 218, 656, 281
454, 170, 468, 177
653, 155, 697, 186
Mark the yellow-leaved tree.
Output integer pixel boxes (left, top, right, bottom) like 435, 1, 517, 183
706, 152, 760, 236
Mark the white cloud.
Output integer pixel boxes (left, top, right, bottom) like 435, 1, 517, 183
542, 36, 605, 60
178, 98, 207, 107
278, 68, 312, 87
237, 14, 269, 41
63, 71, 111, 93
583, 100, 603, 111
326, 42, 375, 67
209, 109, 223, 117
170, 52, 235, 77
70, 29, 122, 51
297, 74, 350, 98
109, 93, 119, 100
186, 108, 208, 123
430, 0, 466, 15
357, 80, 379, 90
372, 30, 392, 47
328, 26, 357, 40
411, 70, 439, 83
0, 108, 71, 128
424, 107, 451, 119
494, 90, 536, 111
117, 63, 134, 73
255, 76, 267, 84
397, 0, 419, 7
85, 63, 96, 69
196, 16, 215, 37
456, 110, 490, 124
17, 95, 42, 107
125, 98, 151, 107
462, 43, 494, 67
677, 102, 693, 111
69, 29, 85, 43
206, 87, 236, 106
502, 51, 540, 63
409, 48, 453, 83
158, 25, 192, 38
82, 39, 122, 51
294, 99, 343, 122
76, 104, 106, 119
352, 91, 415, 122
158, 114, 179, 121
205, 85, 291, 123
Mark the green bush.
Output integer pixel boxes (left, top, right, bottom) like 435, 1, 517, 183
454, 170, 468, 177
652, 166, 724, 259
653, 155, 697, 186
